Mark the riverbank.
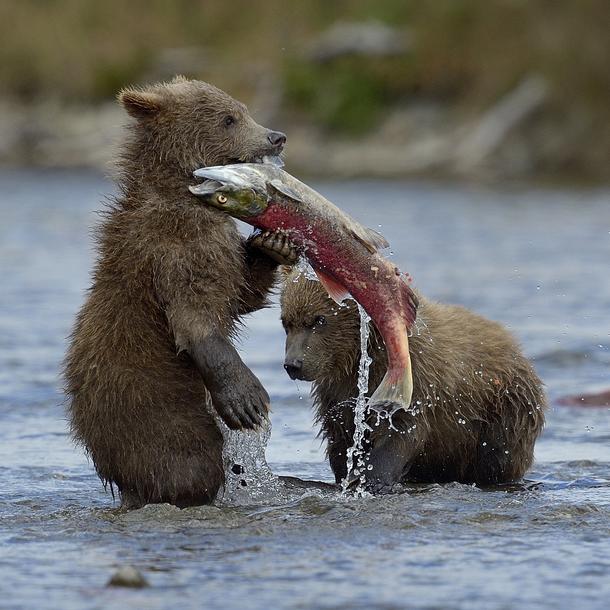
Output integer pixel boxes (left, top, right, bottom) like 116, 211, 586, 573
2, 3, 609, 183
1, 73, 607, 184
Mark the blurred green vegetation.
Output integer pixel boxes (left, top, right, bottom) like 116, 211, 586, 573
0, 0, 608, 138
283, 56, 411, 133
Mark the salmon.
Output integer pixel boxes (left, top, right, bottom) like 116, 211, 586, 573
189, 163, 418, 413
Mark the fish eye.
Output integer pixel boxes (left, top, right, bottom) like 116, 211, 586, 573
224, 115, 235, 127
217, 194, 228, 204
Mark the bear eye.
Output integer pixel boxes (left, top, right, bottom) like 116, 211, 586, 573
224, 115, 235, 127
314, 315, 327, 327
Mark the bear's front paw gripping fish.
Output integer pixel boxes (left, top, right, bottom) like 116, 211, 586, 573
189, 163, 418, 414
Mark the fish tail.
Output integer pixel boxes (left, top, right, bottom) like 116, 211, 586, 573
368, 281, 417, 414
369, 357, 414, 414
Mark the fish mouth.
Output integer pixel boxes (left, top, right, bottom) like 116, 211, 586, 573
188, 179, 224, 197
230, 154, 284, 168
189, 154, 282, 197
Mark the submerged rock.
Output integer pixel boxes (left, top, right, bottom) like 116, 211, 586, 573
107, 566, 149, 588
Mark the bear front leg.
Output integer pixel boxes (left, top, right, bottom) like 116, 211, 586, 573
237, 232, 300, 315
360, 410, 427, 493
155, 243, 271, 430
328, 438, 350, 484
189, 331, 270, 429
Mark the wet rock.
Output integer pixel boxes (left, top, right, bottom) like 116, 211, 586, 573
107, 566, 149, 588
118, 502, 182, 521
307, 20, 412, 62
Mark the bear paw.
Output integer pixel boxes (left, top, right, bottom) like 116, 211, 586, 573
248, 230, 300, 266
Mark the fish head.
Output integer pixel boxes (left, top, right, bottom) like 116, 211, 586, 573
189, 181, 269, 220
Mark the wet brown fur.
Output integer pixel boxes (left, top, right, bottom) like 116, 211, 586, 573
64, 78, 285, 508
280, 273, 547, 487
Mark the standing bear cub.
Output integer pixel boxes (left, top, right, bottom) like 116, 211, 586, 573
281, 272, 547, 491
64, 77, 295, 508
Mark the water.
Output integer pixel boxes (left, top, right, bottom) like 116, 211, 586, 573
1, 168, 609, 609
341, 304, 372, 496
217, 418, 283, 507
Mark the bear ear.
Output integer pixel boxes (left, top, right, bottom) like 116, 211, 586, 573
118, 87, 164, 119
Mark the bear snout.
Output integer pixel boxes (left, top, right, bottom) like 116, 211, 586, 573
284, 358, 303, 380
267, 130, 287, 149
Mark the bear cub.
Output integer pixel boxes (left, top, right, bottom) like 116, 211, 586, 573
65, 77, 294, 508
281, 272, 547, 492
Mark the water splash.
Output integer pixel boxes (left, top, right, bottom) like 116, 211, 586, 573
342, 304, 373, 497
293, 256, 319, 282
216, 417, 282, 506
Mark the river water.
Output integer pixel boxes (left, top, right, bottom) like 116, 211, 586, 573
0, 169, 609, 609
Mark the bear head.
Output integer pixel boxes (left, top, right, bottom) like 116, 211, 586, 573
118, 76, 286, 176
280, 270, 383, 383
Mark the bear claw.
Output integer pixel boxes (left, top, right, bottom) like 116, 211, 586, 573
249, 230, 299, 265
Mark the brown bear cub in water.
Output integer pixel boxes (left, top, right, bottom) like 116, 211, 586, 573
64, 77, 296, 508
281, 271, 546, 492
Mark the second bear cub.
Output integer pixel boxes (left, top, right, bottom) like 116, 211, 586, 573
281, 271, 546, 492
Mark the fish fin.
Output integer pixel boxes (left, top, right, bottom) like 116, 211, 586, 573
268, 179, 301, 203
314, 269, 350, 304
369, 357, 414, 414
400, 280, 419, 328
349, 225, 389, 254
